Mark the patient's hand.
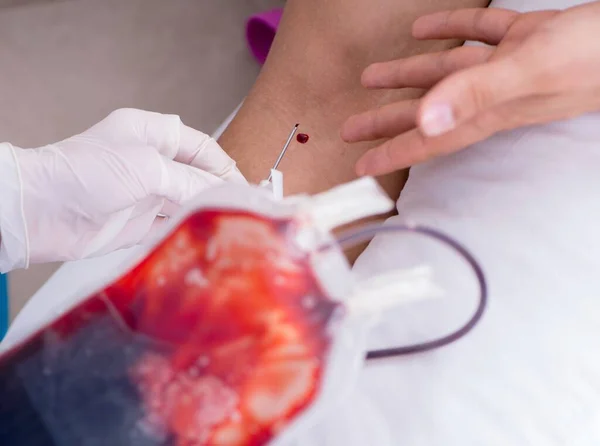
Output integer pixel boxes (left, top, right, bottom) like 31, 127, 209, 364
342, 4, 600, 175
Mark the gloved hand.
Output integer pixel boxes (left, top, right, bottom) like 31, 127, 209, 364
0, 108, 246, 273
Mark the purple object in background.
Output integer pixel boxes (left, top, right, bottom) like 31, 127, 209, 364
245, 8, 283, 65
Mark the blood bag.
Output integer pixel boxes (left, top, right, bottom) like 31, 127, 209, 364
0, 178, 484, 446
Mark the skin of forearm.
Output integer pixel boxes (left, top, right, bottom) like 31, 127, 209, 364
220, 0, 489, 197
219, 0, 489, 260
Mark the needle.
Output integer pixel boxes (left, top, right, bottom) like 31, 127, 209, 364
267, 123, 299, 182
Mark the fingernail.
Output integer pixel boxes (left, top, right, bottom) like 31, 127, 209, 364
420, 103, 455, 137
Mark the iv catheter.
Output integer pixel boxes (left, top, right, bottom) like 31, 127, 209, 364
267, 123, 298, 182
260, 123, 300, 199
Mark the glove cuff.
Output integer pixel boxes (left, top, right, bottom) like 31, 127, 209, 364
0, 143, 29, 272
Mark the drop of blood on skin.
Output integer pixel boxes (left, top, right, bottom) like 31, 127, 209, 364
296, 133, 309, 144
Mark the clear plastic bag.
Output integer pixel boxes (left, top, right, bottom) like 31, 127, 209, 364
0, 178, 485, 446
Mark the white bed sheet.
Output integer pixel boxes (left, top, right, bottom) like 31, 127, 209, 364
4, 0, 600, 444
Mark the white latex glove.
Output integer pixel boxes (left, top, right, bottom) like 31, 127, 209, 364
0, 108, 246, 273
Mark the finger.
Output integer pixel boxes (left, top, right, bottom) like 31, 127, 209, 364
98, 108, 182, 158
151, 156, 224, 204
412, 8, 520, 45
356, 99, 530, 175
356, 129, 430, 176
362, 46, 492, 89
341, 100, 419, 142
417, 56, 532, 137
102, 108, 247, 185
355, 121, 487, 176
178, 123, 247, 184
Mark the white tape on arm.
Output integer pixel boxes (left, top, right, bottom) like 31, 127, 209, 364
259, 169, 284, 200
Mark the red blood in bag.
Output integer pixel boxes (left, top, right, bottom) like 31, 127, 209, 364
0, 210, 341, 446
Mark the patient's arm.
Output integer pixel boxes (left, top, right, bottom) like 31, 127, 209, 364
220, 0, 489, 198
219, 0, 488, 260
